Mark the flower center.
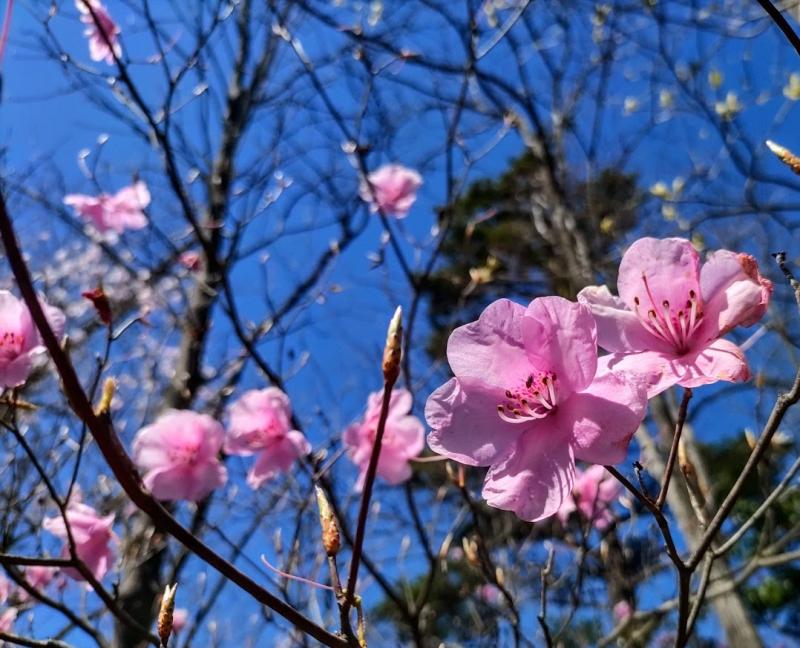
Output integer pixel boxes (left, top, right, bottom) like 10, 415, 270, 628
168, 442, 200, 466
496, 371, 558, 423
633, 273, 702, 353
0, 331, 24, 362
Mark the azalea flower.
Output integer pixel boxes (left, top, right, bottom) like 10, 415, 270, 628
0, 608, 16, 633
76, 0, 121, 64
17, 565, 57, 603
0, 291, 65, 388
556, 464, 620, 530
0, 573, 8, 604
578, 237, 772, 397
224, 388, 311, 489
425, 297, 647, 522
613, 600, 633, 623
133, 410, 228, 502
42, 502, 116, 582
359, 164, 422, 218
64, 181, 150, 234
172, 608, 188, 634
344, 389, 425, 490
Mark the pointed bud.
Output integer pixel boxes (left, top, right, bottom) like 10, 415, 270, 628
766, 140, 800, 175
158, 583, 177, 647
315, 485, 341, 557
94, 378, 116, 416
382, 306, 403, 384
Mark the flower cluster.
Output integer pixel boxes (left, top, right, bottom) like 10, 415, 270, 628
426, 237, 772, 523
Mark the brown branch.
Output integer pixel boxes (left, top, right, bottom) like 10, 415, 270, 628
655, 389, 692, 510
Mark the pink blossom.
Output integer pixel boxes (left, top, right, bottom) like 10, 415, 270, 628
224, 388, 311, 489
42, 502, 116, 582
76, 0, 121, 64
343, 389, 425, 490
425, 297, 647, 522
613, 600, 633, 623
476, 584, 501, 604
0, 608, 16, 633
18, 565, 57, 602
172, 608, 188, 633
557, 465, 621, 530
179, 251, 202, 272
359, 164, 422, 218
0, 291, 65, 388
133, 410, 228, 502
64, 181, 150, 234
578, 237, 772, 397
0, 573, 8, 604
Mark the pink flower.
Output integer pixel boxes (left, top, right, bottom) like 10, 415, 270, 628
0, 291, 65, 388
476, 584, 501, 604
179, 251, 202, 272
578, 237, 772, 397
343, 389, 425, 490
133, 410, 228, 502
76, 0, 121, 64
172, 608, 188, 633
16, 565, 57, 603
42, 502, 116, 582
64, 181, 150, 234
613, 600, 633, 623
0, 608, 16, 632
557, 465, 620, 530
359, 164, 422, 218
223, 388, 311, 489
0, 573, 9, 605
425, 297, 647, 522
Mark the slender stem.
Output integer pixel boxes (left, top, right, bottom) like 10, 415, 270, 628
343, 373, 397, 616
656, 389, 692, 510
674, 569, 692, 648
755, 0, 800, 58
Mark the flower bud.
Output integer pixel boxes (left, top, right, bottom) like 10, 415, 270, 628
382, 306, 403, 384
766, 140, 800, 175
158, 583, 177, 647
315, 485, 341, 557
94, 378, 116, 416
82, 286, 112, 325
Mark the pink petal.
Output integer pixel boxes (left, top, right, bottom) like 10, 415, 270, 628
562, 370, 646, 465
617, 238, 701, 316
425, 377, 523, 466
447, 299, 530, 389
522, 296, 598, 395
676, 338, 750, 388
375, 447, 414, 485
578, 285, 670, 353
599, 351, 683, 399
482, 423, 575, 522
247, 436, 308, 488
697, 250, 772, 341
0, 354, 33, 388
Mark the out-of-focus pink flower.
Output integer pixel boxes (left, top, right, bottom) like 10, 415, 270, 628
42, 502, 116, 582
578, 237, 772, 397
557, 465, 621, 530
476, 583, 501, 605
133, 410, 228, 502
359, 164, 422, 218
172, 608, 188, 633
179, 251, 202, 273
64, 181, 150, 234
613, 600, 633, 623
16, 565, 58, 603
425, 297, 647, 522
0, 607, 16, 632
224, 388, 311, 489
0, 573, 9, 604
0, 291, 65, 388
344, 389, 425, 490
76, 0, 121, 64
